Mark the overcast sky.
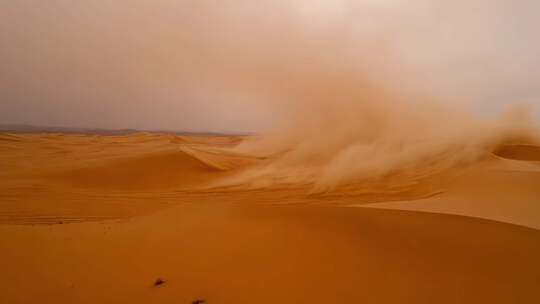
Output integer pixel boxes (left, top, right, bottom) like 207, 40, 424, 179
1, 0, 539, 132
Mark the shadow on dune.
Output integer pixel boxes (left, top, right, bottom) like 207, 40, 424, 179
493, 144, 540, 161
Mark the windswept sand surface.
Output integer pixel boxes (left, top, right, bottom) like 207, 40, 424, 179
357, 145, 540, 229
1, 133, 540, 303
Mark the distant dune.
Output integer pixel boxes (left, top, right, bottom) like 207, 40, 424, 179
0, 124, 243, 136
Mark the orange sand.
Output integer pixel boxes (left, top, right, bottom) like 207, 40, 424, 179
1, 133, 539, 303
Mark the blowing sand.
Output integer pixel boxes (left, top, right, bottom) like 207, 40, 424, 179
1, 132, 540, 303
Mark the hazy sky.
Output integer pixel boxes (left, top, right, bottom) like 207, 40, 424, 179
1, 0, 539, 132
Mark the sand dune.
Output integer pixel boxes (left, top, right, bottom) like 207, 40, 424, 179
357, 144, 540, 229
1, 134, 539, 226
179, 145, 265, 171
0, 133, 236, 224
1, 203, 540, 304
53, 151, 222, 190
1, 133, 539, 303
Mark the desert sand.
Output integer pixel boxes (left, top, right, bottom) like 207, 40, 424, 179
3, 1, 540, 303
1, 132, 540, 303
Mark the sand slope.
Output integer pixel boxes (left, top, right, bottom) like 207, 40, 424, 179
1, 204, 540, 304
357, 145, 540, 229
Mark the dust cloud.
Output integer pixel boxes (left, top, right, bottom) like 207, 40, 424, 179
158, 1, 540, 192
2, 0, 539, 192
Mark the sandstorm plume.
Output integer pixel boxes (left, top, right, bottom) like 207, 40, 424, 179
1, 0, 539, 192
136, 1, 538, 192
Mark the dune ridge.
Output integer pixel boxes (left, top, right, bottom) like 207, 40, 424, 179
1, 130, 538, 227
